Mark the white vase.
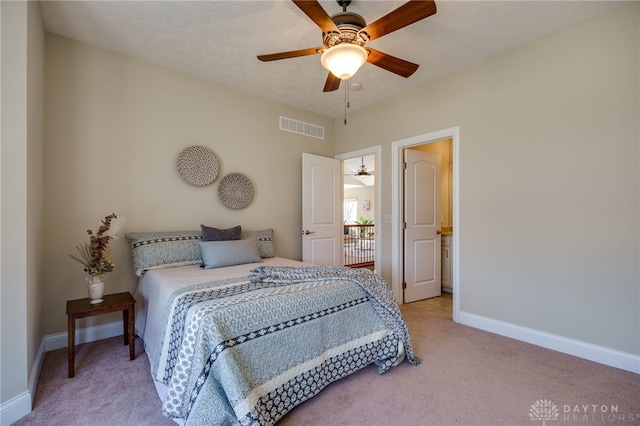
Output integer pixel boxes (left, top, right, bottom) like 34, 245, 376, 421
86, 275, 105, 304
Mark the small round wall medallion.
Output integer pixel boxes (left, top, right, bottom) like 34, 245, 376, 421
177, 145, 219, 186
218, 172, 254, 209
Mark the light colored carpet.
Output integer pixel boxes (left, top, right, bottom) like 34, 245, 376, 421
13, 302, 640, 425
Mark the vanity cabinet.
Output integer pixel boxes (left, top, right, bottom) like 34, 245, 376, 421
441, 235, 453, 292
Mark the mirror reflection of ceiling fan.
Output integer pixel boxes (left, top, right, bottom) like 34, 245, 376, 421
257, 0, 437, 92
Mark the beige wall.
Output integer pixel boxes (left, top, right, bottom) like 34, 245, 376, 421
334, 5, 639, 355
42, 34, 335, 336
1, 2, 638, 419
1, 0, 45, 412
1, 0, 29, 405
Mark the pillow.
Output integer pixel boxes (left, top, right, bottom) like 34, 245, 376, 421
199, 239, 262, 269
241, 229, 275, 258
201, 224, 241, 241
126, 231, 202, 277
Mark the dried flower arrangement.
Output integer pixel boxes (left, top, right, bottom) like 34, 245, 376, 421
69, 213, 118, 276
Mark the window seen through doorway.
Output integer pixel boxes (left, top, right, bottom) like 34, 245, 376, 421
344, 199, 357, 223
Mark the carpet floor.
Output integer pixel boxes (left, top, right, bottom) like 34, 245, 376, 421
13, 295, 640, 425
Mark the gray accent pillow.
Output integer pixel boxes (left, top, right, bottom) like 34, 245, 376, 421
125, 231, 202, 277
199, 239, 262, 269
241, 229, 275, 258
201, 224, 241, 241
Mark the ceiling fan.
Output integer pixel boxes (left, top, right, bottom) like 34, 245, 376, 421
257, 0, 437, 92
350, 157, 374, 177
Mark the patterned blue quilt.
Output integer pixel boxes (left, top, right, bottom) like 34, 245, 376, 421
153, 266, 419, 425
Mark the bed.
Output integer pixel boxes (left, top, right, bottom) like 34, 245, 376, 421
128, 229, 419, 426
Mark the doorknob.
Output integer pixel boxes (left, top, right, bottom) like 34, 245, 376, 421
436, 230, 442, 235
302, 230, 315, 235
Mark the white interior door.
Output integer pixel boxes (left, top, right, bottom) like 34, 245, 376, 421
302, 153, 342, 265
404, 149, 441, 302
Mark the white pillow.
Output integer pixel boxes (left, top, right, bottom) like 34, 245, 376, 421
198, 239, 262, 269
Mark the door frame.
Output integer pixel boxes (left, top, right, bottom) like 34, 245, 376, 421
336, 145, 382, 272
391, 127, 460, 322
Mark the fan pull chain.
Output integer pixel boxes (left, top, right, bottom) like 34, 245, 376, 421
344, 78, 350, 125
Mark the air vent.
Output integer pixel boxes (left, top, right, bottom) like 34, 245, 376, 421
279, 116, 324, 140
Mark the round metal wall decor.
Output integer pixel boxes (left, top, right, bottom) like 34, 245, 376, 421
177, 145, 219, 186
218, 172, 254, 209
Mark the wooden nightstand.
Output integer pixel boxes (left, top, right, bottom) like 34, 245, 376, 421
66, 291, 136, 378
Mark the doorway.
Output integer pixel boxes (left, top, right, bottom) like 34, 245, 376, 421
391, 127, 460, 322
336, 146, 382, 272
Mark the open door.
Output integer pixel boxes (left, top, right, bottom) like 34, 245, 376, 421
302, 153, 342, 266
404, 149, 441, 302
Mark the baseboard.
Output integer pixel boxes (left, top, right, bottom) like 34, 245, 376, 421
0, 341, 44, 425
2, 321, 125, 425
28, 339, 45, 402
44, 320, 124, 352
458, 311, 640, 374
0, 341, 44, 426
0, 391, 31, 426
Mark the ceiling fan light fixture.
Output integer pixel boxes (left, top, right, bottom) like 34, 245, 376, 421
355, 157, 372, 177
321, 43, 368, 80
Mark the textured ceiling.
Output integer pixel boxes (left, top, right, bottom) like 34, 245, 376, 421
40, 1, 629, 118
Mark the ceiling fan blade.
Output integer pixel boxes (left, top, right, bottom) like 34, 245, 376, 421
359, 0, 436, 42
257, 47, 323, 62
292, 0, 341, 35
323, 72, 341, 92
366, 48, 419, 78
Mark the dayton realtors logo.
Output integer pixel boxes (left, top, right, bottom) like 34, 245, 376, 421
529, 399, 639, 424
529, 399, 560, 425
